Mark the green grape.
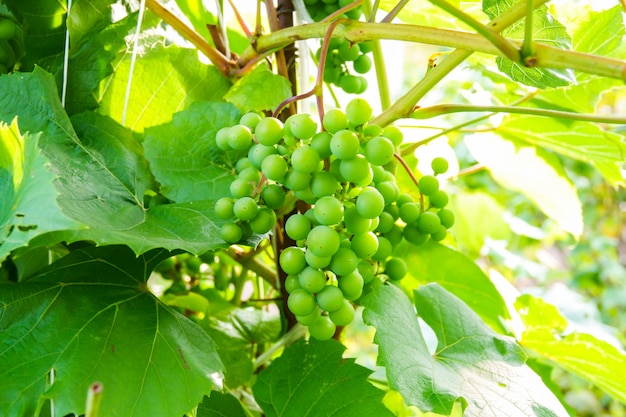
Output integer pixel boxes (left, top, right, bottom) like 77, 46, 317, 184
311, 171, 339, 197
311, 131, 332, 159
285, 274, 301, 293
240, 112, 262, 130
363, 123, 382, 138
323, 63, 342, 84
304, 208, 318, 225
230, 178, 253, 198
355, 76, 368, 94
329, 158, 346, 182
358, 41, 372, 53
429, 190, 449, 208
431, 226, 448, 242
353, 163, 374, 187
376, 181, 399, 206
307, 225, 341, 257
431, 157, 449, 174
305, 249, 332, 269
403, 223, 429, 245
236, 157, 252, 173
356, 187, 385, 219
338, 270, 364, 300
240, 221, 253, 241
372, 236, 392, 261
357, 260, 376, 283
384, 224, 404, 246
329, 300, 355, 326
215, 197, 235, 220
285, 169, 312, 191
255, 117, 284, 146
353, 53, 372, 74
346, 98, 372, 126
249, 207, 276, 234
288, 289, 317, 316
385, 257, 407, 280
330, 247, 358, 276
396, 193, 414, 207
316, 285, 344, 312
261, 154, 288, 181
248, 144, 278, 169
350, 231, 378, 259
384, 203, 400, 220
344, 206, 371, 234
296, 308, 321, 326
314, 196, 344, 225
285, 214, 312, 241
291, 145, 321, 173
339, 74, 363, 94
0, 20, 17, 41
330, 130, 360, 160
286, 113, 318, 140
365, 136, 395, 166
399, 201, 421, 223
238, 166, 261, 183
280, 246, 307, 274
221, 222, 243, 244
233, 196, 258, 221
339, 154, 371, 183
437, 208, 455, 228
261, 184, 286, 209
216, 127, 231, 151
323, 109, 349, 133
299, 266, 327, 293
375, 211, 395, 234
337, 40, 360, 61
308, 315, 336, 340
382, 125, 403, 146
418, 175, 439, 196
294, 187, 317, 205
228, 124, 253, 151
417, 211, 441, 234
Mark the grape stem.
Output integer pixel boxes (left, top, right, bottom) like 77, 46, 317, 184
363, 0, 391, 110
393, 152, 425, 212
521, 0, 535, 62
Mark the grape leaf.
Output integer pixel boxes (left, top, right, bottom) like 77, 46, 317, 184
361, 283, 569, 417
0, 245, 223, 417
253, 338, 393, 417
143, 101, 242, 203
224, 64, 292, 113
197, 391, 252, 417
0, 120, 81, 262
98, 42, 231, 132
395, 240, 509, 332
483, 0, 574, 89
465, 133, 583, 237
67, 0, 117, 48
497, 115, 626, 187
516, 294, 626, 405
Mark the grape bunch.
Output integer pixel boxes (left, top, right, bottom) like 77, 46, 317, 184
316, 38, 372, 95
214, 98, 454, 340
0, 14, 23, 74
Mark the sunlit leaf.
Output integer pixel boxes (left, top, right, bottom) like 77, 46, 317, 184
362, 283, 569, 417
0, 245, 223, 417
224, 64, 292, 113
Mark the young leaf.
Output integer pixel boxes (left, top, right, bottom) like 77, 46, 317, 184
465, 133, 583, 237
0, 119, 81, 262
516, 294, 626, 405
0, 245, 223, 417
143, 101, 242, 203
224, 64, 292, 113
361, 283, 569, 417
395, 240, 510, 333
253, 338, 394, 417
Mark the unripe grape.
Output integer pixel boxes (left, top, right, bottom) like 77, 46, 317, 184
216, 127, 231, 150
353, 54, 372, 74
299, 266, 327, 293
365, 136, 395, 166
429, 190, 449, 208
288, 289, 317, 316
255, 117, 284, 146
338, 270, 364, 300
285, 214, 312, 241
295, 188, 317, 205
344, 206, 371, 234
438, 208, 455, 228
323, 109, 349, 133
285, 274, 301, 293
417, 211, 441, 235
372, 236, 392, 261
221, 222, 243, 244
261, 154, 288, 181
311, 171, 339, 197
314, 196, 344, 225
311, 131, 332, 158
261, 184, 286, 209
228, 125, 253, 151
330, 247, 358, 276
329, 300, 355, 326
233, 197, 258, 221
356, 187, 385, 219
215, 197, 235, 220
345, 98, 372, 126
307, 225, 341, 257
376, 181, 399, 206
280, 246, 306, 274
296, 308, 321, 326
235, 157, 252, 173
384, 224, 404, 246
339, 74, 363, 94
308, 315, 336, 340
316, 285, 344, 312
249, 207, 276, 234
340, 154, 371, 183
358, 260, 376, 283
363, 123, 383, 138
248, 144, 278, 169
396, 193, 414, 207
230, 178, 253, 198
403, 223, 429, 245
382, 125, 403, 146
418, 175, 439, 196
286, 113, 318, 140
399, 202, 421, 224
330, 130, 360, 160
350, 231, 378, 259
338, 41, 360, 61
291, 145, 321, 173
238, 166, 261, 183
375, 211, 395, 234
240, 112, 262, 130
305, 250, 332, 269
385, 257, 407, 280
285, 169, 312, 191
431, 157, 449, 174
431, 225, 448, 242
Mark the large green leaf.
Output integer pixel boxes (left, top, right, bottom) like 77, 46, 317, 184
483, 0, 574, 88
253, 338, 393, 417
497, 115, 626, 187
98, 42, 231, 132
465, 133, 583, 237
516, 294, 626, 405
0, 245, 223, 417
362, 283, 568, 417
395, 240, 509, 332
143, 101, 241, 203
224, 64, 292, 114
67, 0, 117, 49
0, 120, 81, 261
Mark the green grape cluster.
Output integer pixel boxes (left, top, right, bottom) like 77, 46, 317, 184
304, 0, 363, 22
215, 98, 455, 340
0, 14, 23, 74
317, 38, 372, 94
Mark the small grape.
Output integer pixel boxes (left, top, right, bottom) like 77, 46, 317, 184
338, 270, 364, 300
280, 246, 306, 274
248, 144, 278, 169
403, 223, 429, 245
233, 197, 258, 221
262, 154, 289, 181
356, 187, 385, 219
296, 308, 321, 326
418, 175, 439, 196
429, 190, 449, 208
285, 169, 312, 191
216, 127, 231, 151
261, 184, 286, 209
431, 157, 449, 174
240, 112, 262, 130
399, 202, 421, 224
330, 130, 360, 160
323, 109, 349, 133
291, 145, 321, 173
345, 98, 372, 126
375, 211, 395, 234
329, 247, 358, 276
329, 300, 355, 326
308, 315, 336, 340
311, 131, 332, 159
230, 178, 253, 198
255, 117, 284, 146
340, 154, 371, 183
316, 285, 344, 312
337, 41, 360, 61
385, 257, 407, 280
249, 207, 276, 234
372, 236, 392, 261
215, 197, 235, 220
235, 157, 252, 173
314, 196, 344, 225
288, 289, 317, 316
307, 225, 341, 257
286, 113, 318, 140
384, 224, 404, 246
285, 274, 301, 293
228, 125, 253, 151
299, 266, 327, 293
311, 171, 339, 198
353, 54, 372, 74
238, 166, 261, 183
350, 231, 379, 259
339, 74, 363, 94
431, 226, 448, 242
382, 125, 403, 146
344, 206, 371, 234
365, 136, 395, 166
285, 214, 312, 241
376, 181, 399, 205
221, 222, 243, 244
438, 208, 455, 228
417, 211, 441, 234
357, 260, 376, 283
